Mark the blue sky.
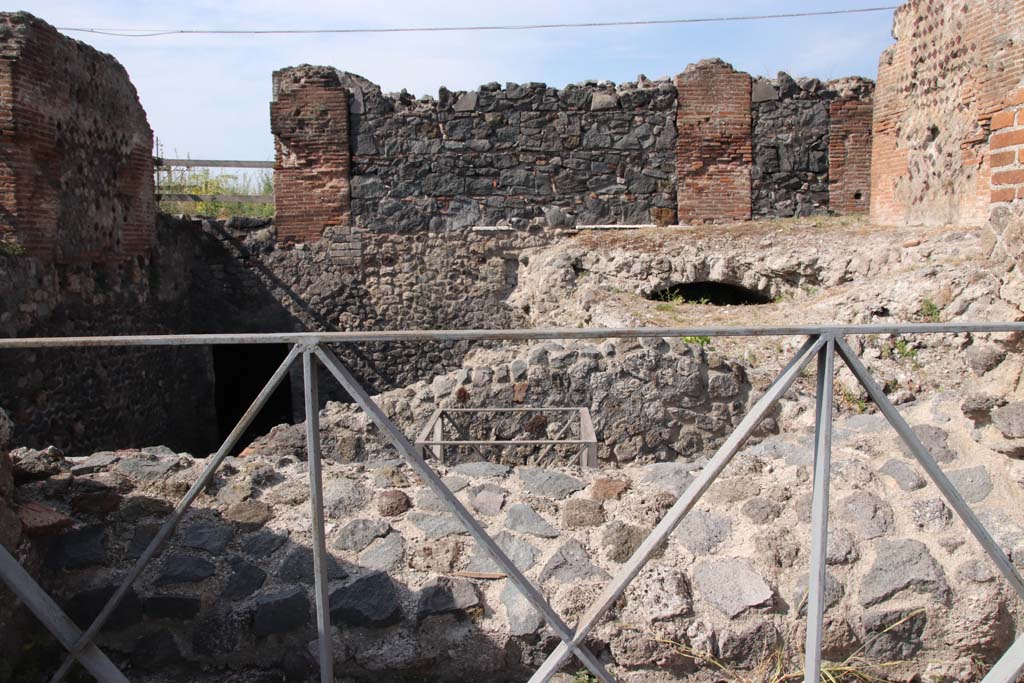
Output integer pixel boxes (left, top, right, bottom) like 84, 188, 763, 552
17, 2, 896, 162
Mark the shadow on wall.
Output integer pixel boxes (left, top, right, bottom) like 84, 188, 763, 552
14, 476, 534, 682
184, 215, 539, 405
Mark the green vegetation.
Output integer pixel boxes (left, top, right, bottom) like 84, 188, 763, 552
918, 298, 941, 323
682, 335, 712, 348
0, 238, 25, 256
892, 337, 917, 362
156, 166, 274, 218
838, 384, 869, 413
653, 289, 709, 306
573, 671, 598, 683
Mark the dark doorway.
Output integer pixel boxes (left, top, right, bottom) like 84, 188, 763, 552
646, 281, 771, 306
212, 344, 294, 455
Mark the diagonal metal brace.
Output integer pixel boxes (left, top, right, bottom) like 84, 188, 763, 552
528, 335, 825, 682
313, 344, 617, 683
980, 634, 1024, 683
0, 544, 129, 683
49, 344, 302, 683
835, 336, 1024, 601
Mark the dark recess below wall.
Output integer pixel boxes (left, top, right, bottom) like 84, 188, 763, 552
212, 344, 294, 455
647, 281, 772, 306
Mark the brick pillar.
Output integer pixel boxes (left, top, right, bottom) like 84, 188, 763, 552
990, 88, 1024, 205
1, 13, 154, 262
675, 59, 752, 223
828, 97, 873, 214
270, 66, 351, 244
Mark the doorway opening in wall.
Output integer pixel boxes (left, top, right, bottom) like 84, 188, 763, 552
212, 344, 294, 455
646, 281, 771, 306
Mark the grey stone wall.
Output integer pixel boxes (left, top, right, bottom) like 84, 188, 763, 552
342, 72, 679, 230
7, 386, 1021, 682
184, 217, 570, 399
0, 217, 216, 456
751, 74, 873, 217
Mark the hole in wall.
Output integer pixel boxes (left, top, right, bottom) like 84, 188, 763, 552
645, 281, 772, 306
853, 191, 864, 200
212, 344, 294, 456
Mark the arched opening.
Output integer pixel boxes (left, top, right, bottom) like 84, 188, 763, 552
646, 281, 771, 306
212, 344, 294, 455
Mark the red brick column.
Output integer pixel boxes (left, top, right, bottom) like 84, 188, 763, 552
270, 67, 351, 244
990, 88, 1024, 205
828, 97, 873, 214
675, 59, 752, 224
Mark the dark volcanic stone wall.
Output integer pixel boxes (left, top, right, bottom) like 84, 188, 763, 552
751, 74, 874, 217
339, 71, 679, 230
0, 13, 214, 456
184, 218, 567, 398
0, 217, 217, 456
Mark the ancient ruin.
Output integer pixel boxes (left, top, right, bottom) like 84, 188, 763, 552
2, 2, 1024, 681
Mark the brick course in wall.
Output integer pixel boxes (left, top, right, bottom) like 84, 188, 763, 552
270, 66, 353, 246
675, 59, 752, 223
870, 0, 1024, 227
829, 96, 874, 215
0, 12, 155, 262
272, 62, 873, 238
990, 88, 1024, 205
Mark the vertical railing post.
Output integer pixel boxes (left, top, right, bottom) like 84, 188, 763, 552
804, 336, 835, 682
303, 347, 334, 683
579, 408, 598, 468
432, 410, 444, 465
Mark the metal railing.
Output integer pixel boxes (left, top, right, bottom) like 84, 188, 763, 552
1, 324, 1023, 683
153, 157, 274, 205
416, 407, 598, 468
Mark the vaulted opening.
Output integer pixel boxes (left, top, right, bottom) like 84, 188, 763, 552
646, 281, 772, 306
212, 344, 294, 455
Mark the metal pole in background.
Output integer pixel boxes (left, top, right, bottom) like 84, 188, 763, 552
528, 335, 825, 682
835, 336, 1024, 601
803, 336, 835, 683
50, 344, 302, 683
303, 348, 335, 683
433, 411, 444, 464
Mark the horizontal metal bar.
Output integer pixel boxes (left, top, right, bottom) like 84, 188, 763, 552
0, 323, 1020, 349
157, 193, 274, 203
154, 157, 274, 168
441, 407, 586, 412
418, 439, 592, 446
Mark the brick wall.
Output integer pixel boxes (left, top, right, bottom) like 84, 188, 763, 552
870, 0, 1024, 227
271, 61, 875, 235
991, 88, 1024, 205
829, 96, 874, 214
0, 12, 155, 262
270, 66, 352, 245
675, 59, 752, 223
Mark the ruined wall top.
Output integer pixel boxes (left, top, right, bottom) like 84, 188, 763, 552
0, 12, 155, 262
869, 0, 1024, 227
